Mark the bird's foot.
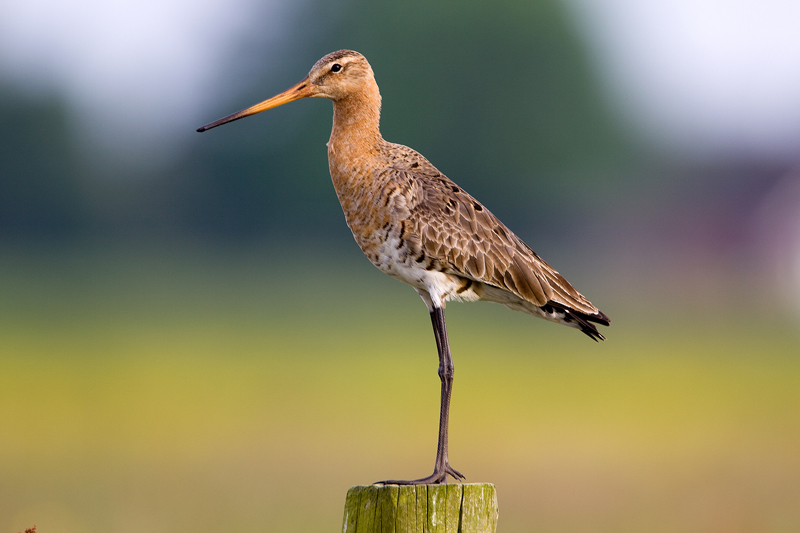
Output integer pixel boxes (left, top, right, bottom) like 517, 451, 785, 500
375, 463, 465, 485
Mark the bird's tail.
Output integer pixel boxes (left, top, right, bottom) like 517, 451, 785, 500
544, 301, 610, 342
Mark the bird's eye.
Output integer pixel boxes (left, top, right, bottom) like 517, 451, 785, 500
330, 63, 342, 73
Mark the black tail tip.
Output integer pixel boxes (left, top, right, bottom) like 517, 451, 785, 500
570, 309, 610, 341
592, 310, 611, 326
583, 326, 606, 342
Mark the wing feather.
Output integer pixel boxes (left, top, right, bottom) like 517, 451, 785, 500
387, 143, 606, 323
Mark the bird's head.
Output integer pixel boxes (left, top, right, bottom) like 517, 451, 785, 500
197, 50, 375, 132
307, 50, 375, 100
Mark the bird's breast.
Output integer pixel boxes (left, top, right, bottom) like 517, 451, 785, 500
326, 143, 483, 306
328, 150, 417, 274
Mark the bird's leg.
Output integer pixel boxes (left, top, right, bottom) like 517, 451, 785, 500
429, 306, 465, 482
377, 306, 465, 485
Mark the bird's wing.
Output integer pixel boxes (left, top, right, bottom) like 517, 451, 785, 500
390, 148, 600, 316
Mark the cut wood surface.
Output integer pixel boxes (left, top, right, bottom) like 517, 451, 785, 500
342, 484, 498, 533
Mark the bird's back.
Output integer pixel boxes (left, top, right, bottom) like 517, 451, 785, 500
331, 140, 610, 340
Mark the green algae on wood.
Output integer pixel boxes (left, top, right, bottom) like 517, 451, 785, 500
343, 485, 366, 533
445, 484, 463, 531
427, 484, 448, 533
460, 484, 498, 533
356, 485, 380, 533
342, 484, 497, 533
415, 484, 428, 533
396, 485, 420, 533
379, 484, 400, 533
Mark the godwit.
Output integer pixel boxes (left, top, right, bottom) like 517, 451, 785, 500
198, 50, 609, 484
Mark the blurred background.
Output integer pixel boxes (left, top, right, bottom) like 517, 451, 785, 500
2, 0, 799, 531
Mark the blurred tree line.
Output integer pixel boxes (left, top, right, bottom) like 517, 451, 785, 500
0, 87, 86, 239
1, 0, 633, 246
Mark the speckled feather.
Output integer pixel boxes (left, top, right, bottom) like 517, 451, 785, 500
318, 50, 609, 340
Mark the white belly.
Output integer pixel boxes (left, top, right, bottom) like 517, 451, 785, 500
369, 233, 482, 310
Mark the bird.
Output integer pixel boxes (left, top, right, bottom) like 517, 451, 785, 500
197, 50, 609, 485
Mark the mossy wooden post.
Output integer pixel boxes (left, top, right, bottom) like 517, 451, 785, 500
342, 484, 498, 533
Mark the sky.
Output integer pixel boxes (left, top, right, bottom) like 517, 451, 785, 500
0, 0, 301, 165
2, 0, 800, 163
565, 0, 800, 160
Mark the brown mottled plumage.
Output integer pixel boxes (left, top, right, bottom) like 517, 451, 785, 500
198, 50, 609, 484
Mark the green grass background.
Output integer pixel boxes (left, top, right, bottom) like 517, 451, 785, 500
2, 246, 799, 532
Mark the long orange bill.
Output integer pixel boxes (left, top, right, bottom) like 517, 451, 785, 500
197, 77, 313, 132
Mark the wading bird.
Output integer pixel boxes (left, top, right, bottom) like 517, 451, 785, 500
197, 50, 609, 484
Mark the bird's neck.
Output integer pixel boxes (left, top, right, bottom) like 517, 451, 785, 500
326, 84, 389, 246
328, 84, 383, 161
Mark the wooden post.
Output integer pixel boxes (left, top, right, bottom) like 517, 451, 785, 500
342, 484, 498, 533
